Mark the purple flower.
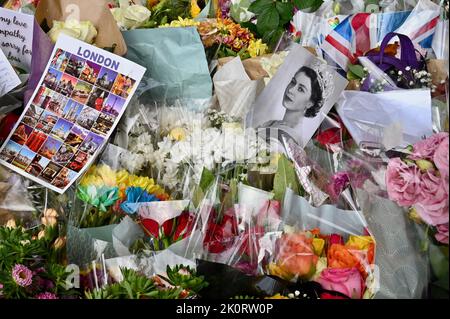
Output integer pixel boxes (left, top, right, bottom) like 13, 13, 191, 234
328, 172, 350, 202
12, 264, 33, 287
35, 292, 58, 299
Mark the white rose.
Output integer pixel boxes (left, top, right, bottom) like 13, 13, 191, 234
48, 19, 97, 44
111, 5, 151, 30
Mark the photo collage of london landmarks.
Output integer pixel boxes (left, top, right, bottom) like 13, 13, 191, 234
0, 48, 136, 189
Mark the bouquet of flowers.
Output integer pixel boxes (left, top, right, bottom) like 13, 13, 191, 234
0, 211, 77, 299
386, 132, 449, 245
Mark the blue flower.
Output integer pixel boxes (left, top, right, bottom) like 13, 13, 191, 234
120, 187, 159, 215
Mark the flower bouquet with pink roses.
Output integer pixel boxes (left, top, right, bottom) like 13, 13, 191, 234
386, 132, 449, 245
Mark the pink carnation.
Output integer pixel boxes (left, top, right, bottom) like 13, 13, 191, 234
12, 264, 33, 287
409, 133, 448, 160
434, 136, 449, 178
435, 223, 449, 245
316, 267, 365, 299
386, 158, 422, 206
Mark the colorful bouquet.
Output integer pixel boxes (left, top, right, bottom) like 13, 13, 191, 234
386, 132, 449, 245
267, 228, 376, 299
0, 211, 77, 299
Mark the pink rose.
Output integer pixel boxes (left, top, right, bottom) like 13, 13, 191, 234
316, 267, 365, 299
434, 136, 449, 178
386, 158, 422, 206
414, 173, 448, 226
435, 223, 449, 245
409, 133, 448, 160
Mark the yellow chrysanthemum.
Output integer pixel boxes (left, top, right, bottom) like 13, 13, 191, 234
169, 127, 187, 141
248, 39, 268, 58
190, 0, 201, 18
96, 164, 117, 187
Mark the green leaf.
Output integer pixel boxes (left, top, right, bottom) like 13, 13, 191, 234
347, 63, 366, 79
273, 154, 300, 201
262, 27, 285, 48
199, 167, 215, 192
248, 0, 275, 15
257, 7, 280, 35
293, 0, 323, 12
275, 1, 294, 25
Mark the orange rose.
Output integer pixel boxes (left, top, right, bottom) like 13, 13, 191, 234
275, 233, 318, 278
327, 244, 360, 269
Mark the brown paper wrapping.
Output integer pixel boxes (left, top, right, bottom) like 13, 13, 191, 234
217, 47, 318, 81
34, 0, 127, 56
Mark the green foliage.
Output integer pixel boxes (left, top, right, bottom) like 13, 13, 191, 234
347, 63, 367, 80
273, 154, 302, 201
165, 265, 209, 294
84, 265, 209, 299
144, 0, 192, 27
248, 0, 323, 47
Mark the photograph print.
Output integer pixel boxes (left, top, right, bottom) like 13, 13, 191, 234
64, 125, 89, 149
39, 162, 63, 183
62, 99, 84, 122
71, 80, 93, 104
26, 154, 50, 177
23, 105, 44, 127
91, 112, 114, 136
101, 94, 125, 118
10, 123, 33, 145
43, 68, 63, 91
38, 136, 63, 160
56, 73, 77, 97
67, 150, 89, 172
64, 54, 86, 78
111, 74, 136, 98
33, 86, 55, 109
25, 130, 48, 153
12, 147, 36, 170
50, 118, 74, 141
86, 87, 109, 111
35, 110, 58, 134
80, 61, 102, 84
79, 131, 104, 155
50, 49, 70, 71
45, 92, 69, 116
248, 45, 348, 148
76, 106, 100, 130
96, 67, 117, 91
51, 167, 78, 189
0, 140, 22, 163
52, 144, 76, 166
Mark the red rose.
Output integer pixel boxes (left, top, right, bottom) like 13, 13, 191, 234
141, 218, 159, 238
203, 210, 238, 254
239, 226, 265, 258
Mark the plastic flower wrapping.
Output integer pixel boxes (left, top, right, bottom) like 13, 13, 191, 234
0, 0, 449, 301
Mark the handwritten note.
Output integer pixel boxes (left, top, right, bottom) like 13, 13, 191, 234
0, 48, 21, 97
0, 8, 34, 72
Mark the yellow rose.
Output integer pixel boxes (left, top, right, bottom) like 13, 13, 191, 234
312, 238, 325, 256
267, 263, 294, 281
346, 235, 374, 251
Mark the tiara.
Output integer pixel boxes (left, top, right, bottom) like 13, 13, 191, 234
310, 59, 335, 103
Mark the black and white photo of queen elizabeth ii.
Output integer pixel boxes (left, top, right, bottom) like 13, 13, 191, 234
247, 46, 348, 149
